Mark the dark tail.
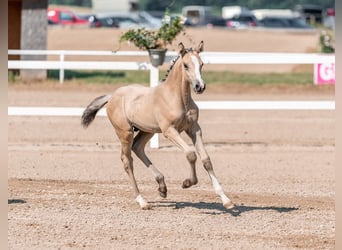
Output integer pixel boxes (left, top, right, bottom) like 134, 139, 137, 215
81, 95, 111, 128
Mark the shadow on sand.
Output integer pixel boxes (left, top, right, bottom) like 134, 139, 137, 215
8, 199, 27, 204
151, 200, 298, 216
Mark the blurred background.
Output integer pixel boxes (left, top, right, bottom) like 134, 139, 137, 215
8, 0, 335, 85
46, 0, 335, 29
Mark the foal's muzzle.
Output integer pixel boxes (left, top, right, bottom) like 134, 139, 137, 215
194, 82, 206, 94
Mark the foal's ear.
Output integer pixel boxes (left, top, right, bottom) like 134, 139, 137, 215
178, 42, 186, 57
196, 41, 204, 53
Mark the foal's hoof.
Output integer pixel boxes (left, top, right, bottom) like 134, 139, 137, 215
182, 178, 197, 189
223, 201, 235, 209
141, 203, 153, 210
136, 195, 152, 210
159, 187, 167, 198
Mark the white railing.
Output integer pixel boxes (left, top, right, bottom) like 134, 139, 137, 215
8, 49, 335, 83
8, 50, 335, 148
8, 101, 335, 117
8, 50, 155, 84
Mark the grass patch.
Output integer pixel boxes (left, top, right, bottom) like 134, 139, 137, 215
202, 71, 313, 86
47, 70, 150, 84
46, 70, 313, 86
8, 70, 20, 82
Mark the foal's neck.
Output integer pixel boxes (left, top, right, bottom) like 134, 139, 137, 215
164, 59, 192, 109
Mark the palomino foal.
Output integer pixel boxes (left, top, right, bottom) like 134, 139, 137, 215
81, 41, 234, 210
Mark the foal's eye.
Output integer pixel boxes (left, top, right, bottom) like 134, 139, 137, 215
183, 63, 189, 70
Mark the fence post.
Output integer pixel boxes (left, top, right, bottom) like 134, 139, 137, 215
149, 65, 159, 148
59, 52, 64, 84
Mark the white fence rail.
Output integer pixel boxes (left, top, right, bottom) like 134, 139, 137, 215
8, 102, 335, 117
7, 101, 335, 149
8, 50, 335, 148
8, 50, 335, 83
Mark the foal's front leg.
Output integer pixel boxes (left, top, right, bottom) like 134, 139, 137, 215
163, 127, 198, 188
186, 123, 235, 209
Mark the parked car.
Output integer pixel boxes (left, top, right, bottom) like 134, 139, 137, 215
89, 12, 161, 29
226, 14, 258, 28
85, 15, 102, 28
182, 5, 212, 26
206, 14, 258, 29
294, 4, 323, 24
222, 5, 250, 19
47, 8, 89, 26
258, 17, 314, 29
323, 8, 335, 29
206, 17, 227, 27
252, 9, 314, 29
88, 15, 132, 28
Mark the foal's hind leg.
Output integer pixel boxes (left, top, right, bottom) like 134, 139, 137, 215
186, 123, 234, 209
132, 131, 167, 198
116, 128, 152, 210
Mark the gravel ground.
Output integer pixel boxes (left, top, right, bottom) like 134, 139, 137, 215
8, 83, 335, 249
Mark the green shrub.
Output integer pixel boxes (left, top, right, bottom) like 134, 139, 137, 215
319, 30, 335, 53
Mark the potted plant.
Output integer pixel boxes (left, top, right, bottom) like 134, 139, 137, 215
119, 13, 184, 67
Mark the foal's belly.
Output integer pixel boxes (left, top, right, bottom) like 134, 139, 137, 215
120, 86, 161, 133
128, 111, 161, 134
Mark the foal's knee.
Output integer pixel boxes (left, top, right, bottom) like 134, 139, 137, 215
186, 151, 197, 164
203, 158, 213, 171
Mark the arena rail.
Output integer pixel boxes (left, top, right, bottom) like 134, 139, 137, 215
8, 50, 335, 148
8, 49, 335, 83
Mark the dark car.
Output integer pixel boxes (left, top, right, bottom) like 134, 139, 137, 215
88, 13, 158, 29
87, 15, 102, 28
226, 14, 258, 28
88, 15, 141, 28
258, 16, 314, 29
91, 16, 120, 28
294, 4, 323, 24
206, 17, 228, 27
207, 14, 258, 29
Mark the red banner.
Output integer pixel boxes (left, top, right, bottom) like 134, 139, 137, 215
314, 63, 335, 85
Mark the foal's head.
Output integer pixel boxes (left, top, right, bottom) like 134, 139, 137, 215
178, 41, 206, 94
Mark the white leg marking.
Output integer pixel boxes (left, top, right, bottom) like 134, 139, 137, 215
135, 194, 150, 209
209, 174, 230, 204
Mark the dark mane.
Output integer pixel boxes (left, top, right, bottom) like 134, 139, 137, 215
161, 48, 193, 82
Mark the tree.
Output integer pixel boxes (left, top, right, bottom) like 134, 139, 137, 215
140, 0, 335, 12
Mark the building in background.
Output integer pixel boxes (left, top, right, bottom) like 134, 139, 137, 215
294, 4, 323, 25
92, 0, 138, 13
8, 0, 48, 80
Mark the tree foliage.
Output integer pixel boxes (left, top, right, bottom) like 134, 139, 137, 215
139, 0, 334, 12
49, 0, 335, 13
48, 0, 92, 7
